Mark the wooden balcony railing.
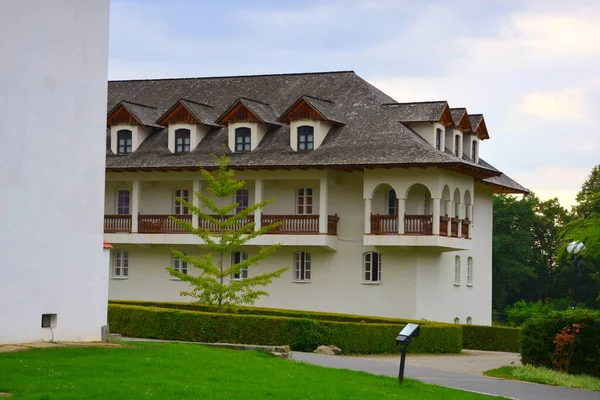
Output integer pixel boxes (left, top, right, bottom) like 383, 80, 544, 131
405, 214, 433, 235
440, 216, 449, 237
450, 218, 460, 237
370, 214, 398, 234
262, 214, 319, 234
461, 219, 470, 238
198, 215, 255, 233
139, 214, 192, 233
104, 215, 132, 233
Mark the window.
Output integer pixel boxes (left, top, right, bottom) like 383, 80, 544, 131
116, 190, 130, 215
172, 255, 188, 276
454, 256, 461, 285
466, 317, 473, 325
293, 252, 311, 281
467, 257, 473, 285
173, 189, 189, 215
235, 127, 251, 152
296, 188, 313, 214
454, 317, 460, 324
454, 134, 460, 157
297, 126, 314, 150
113, 250, 129, 277
175, 128, 191, 153
387, 189, 397, 215
471, 140, 477, 161
235, 189, 249, 213
435, 128, 442, 150
117, 129, 132, 154
363, 252, 382, 283
231, 251, 249, 280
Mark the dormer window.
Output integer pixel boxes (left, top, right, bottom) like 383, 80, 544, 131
175, 129, 191, 153
298, 126, 314, 150
117, 130, 132, 154
471, 140, 477, 161
454, 134, 460, 157
235, 127, 251, 152
435, 128, 442, 150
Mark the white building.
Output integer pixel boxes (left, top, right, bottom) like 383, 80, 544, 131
104, 71, 527, 325
0, 0, 110, 344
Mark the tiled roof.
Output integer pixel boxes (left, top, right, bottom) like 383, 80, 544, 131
179, 99, 221, 127
105, 71, 508, 181
479, 159, 529, 194
119, 101, 163, 128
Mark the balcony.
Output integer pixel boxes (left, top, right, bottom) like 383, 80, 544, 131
365, 214, 471, 251
104, 213, 340, 250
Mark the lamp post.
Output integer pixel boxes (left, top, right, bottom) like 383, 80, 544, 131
566, 241, 585, 308
395, 323, 420, 384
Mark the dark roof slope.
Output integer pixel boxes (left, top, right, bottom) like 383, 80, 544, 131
450, 108, 467, 125
479, 159, 529, 194
106, 71, 501, 179
119, 101, 162, 128
238, 98, 280, 125
304, 95, 345, 123
179, 99, 221, 127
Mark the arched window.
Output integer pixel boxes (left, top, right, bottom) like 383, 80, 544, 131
235, 189, 249, 213
454, 317, 460, 324
435, 128, 442, 150
454, 256, 461, 285
231, 251, 249, 280
467, 257, 473, 285
454, 134, 460, 157
173, 189, 189, 215
293, 252, 311, 281
175, 128, 191, 153
297, 126, 314, 150
117, 129, 132, 154
116, 189, 130, 215
387, 189, 397, 216
113, 250, 129, 277
172, 254, 188, 276
466, 317, 473, 325
235, 127, 251, 152
363, 252, 382, 282
471, 140, 477, 161
296, 188, 313, 214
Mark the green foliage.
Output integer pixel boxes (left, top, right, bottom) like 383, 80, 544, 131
572, 165, 600, 219
520, 309, 600, 378
461, 324, 521, 352
484, 365, 600, 392
503, 299, 571, 326
108, 304, 462, 354
166, 154, 288, 311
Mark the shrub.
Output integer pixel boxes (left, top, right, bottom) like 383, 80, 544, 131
108, 304, 462, 354
502, 299, 571, 326
521, 309, 600, 378
462, 324, 521, 352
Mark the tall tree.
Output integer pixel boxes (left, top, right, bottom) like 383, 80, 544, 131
166, 155, 288, 312
572, 165, 600, 219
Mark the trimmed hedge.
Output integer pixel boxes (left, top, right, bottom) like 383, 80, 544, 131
462, 324, 520, 352
109, 300, 434, 326
521, 309, 600, 378
108, 304, 462, 354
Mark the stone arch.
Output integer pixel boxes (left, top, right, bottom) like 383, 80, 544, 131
405, 183, 432, 215
370, 183, 398, 216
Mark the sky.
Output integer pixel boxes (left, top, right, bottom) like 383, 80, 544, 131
108, 0, 600, 209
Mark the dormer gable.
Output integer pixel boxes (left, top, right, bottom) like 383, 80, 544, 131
278, 95, 344, 151
469, 114, 489, 140
217, 98, 280, 152
157, 99, 220, 154
450, 108, 472, 134
107, 101, 162, 154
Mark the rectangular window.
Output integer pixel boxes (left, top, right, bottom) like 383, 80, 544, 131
467, 257, 473, 285
298, 126, 314, 150
116, 190, 130, 215
235, 127, 251, 152
173, 189, 190, 215
435, 128, 442, 150
231, 252, 249, 280
454, 256, 461, 285
387, 189, 397, 215
175, 129, 191, 153
117, 130, 132, 154
113, 250, 129, 278
294, 252, 311, 281
454, 135, 460, 157
235, 189, 249, 213
363, 252, 382, 282
172, 256, 188, 275
471, 140, 477, 161
297, 188, 313, 214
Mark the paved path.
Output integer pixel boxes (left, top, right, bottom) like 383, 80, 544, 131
292, 352, 599, 400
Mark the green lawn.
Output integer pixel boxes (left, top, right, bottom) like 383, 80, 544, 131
0, 342, 503, 399
484, 365, 600, 392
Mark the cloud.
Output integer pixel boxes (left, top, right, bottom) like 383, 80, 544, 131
518, 88, 585, 120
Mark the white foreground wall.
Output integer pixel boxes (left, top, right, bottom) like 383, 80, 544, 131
0, 0, 110, 344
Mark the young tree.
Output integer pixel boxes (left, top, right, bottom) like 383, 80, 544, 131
166, 155, 288, 312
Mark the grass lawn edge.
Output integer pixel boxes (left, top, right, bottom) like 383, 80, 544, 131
483, 365, 600, 392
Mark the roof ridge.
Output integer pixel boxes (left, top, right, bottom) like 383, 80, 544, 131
469, 113, 483, 117
180, 98, 214, 108
303, 94, 334, 104
109, 70, 356, 83
382, 100, 448, 106
121, 100, 158, 109
450, 107, 467, 111
239, 97, 271, 106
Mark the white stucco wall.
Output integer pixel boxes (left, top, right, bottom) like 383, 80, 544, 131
0, 0, 110, 344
